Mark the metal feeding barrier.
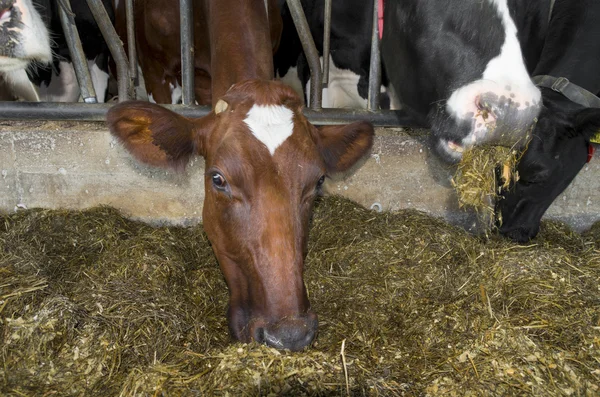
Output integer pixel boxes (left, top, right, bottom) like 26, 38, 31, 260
0, 0, 416, 127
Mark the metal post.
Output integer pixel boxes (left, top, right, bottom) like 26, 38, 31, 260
180, 0, 195, 105
286, 0, 322, 109
367, 0, 381, 111
125, 0, 137, 83
57, 0, 97, 103
85, 0, 131, 102
322, 0, 332, 89
0, 102, 417, 127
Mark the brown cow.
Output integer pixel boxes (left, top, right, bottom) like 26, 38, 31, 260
115, 0, 283, 105
107, 79, 374, 350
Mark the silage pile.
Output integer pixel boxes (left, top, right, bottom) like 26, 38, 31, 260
1, 196, 599, 396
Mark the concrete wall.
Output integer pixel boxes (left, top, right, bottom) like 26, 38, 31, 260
1, 120, 598, 231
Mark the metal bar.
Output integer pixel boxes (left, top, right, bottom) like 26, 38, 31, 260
57, 0, 97, 103
286, 0, 322, 109
0, 102, 421, 127
180, 0, 195, 105
322, 0, 332, 88
125, 0, 137, 83
86, 0, 131, 102
367, 0, 381, 110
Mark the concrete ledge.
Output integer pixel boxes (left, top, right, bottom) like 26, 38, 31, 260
1, 120, 598, 231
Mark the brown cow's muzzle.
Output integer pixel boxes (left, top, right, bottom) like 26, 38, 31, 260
250, 312, 318, 351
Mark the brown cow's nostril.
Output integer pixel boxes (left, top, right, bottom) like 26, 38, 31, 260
252, 314, 318, 351
253, 326, 266, 344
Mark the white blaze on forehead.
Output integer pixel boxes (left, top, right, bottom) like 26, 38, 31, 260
446, 0, 540, 120
243, 104, 295, 155
484, 0, 538, 90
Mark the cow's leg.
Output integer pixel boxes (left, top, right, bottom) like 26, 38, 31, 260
140, 61, 174, 104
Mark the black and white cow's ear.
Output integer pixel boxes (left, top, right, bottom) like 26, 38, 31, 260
574, 108, 600, 140
314, 121, 375, 175
107, 101, 214, 169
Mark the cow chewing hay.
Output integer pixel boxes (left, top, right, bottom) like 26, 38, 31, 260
452, 145, 521, 229
1, 196, 599, 396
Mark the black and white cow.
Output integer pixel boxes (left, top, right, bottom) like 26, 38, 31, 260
275, 0, 389, 109
382, 0, 599, 242
0, 0, 52, 101
496, 0, 600, 242
0, 0, 113, 102
382, 0, 549, 162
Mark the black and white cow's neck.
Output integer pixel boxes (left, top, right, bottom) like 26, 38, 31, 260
382, 0, 547, 163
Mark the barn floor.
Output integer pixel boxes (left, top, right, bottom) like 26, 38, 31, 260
1, 196, 599, 396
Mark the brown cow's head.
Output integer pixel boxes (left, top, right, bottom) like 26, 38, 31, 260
107, 80, 374, 351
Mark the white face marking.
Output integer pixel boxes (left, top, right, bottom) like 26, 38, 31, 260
243, 104, 295, 155
444, 0, 541, 151
446, 0, 540, 120
2, 68, 39, 101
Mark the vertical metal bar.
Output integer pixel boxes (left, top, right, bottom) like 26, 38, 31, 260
125, 0, 137, 83
57, 0, 97, 103
180, 0, 195, 105
367, 0, 381, 110
322, 0, 332, 89
286, 0, 322, 110
85, 0, 131, 102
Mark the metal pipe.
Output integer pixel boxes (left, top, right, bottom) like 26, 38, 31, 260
322, 0, 332, 89
367, 0, 381, 111
286, 0, 322, 109
125, 0, 137, 83
57, 0, 97, 103
180, 0, 195, 105
0, 102, 420, 127
86, 0, 131, 102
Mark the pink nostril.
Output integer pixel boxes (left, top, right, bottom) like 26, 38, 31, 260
0, 9, 11, 22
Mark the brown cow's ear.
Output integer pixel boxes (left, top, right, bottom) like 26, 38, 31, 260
107, 101, 213, 169
315, 121, 375, 174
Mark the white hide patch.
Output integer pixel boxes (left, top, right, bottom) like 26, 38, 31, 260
243, 105, 294, 155
89, 60, 109, 103
306, 55, 367, 109
446, 0, 540, 122
169, 81, 182, 104
277, 66, 304, 102
38, 61, 80, 102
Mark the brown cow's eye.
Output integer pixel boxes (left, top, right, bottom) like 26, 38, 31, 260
316, 175, 326, 189
211, 172, 227, 190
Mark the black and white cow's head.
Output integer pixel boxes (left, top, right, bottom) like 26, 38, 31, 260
496, 90, 600, 243
382, 0, 544, 163
0, 0, 51, 100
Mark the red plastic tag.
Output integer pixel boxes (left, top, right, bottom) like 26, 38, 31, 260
588, 143, 595, 163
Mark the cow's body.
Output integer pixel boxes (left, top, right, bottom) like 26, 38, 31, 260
29, 0, 114, 103
496, 0, 600, 242
108, 80, 374, 350
274, 0, 389, 109
382, 0, 548, 162
115, 0, 282, 106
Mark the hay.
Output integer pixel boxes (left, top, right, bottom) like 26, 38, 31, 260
1, 197, 599, 396
452, 146, 520, 228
